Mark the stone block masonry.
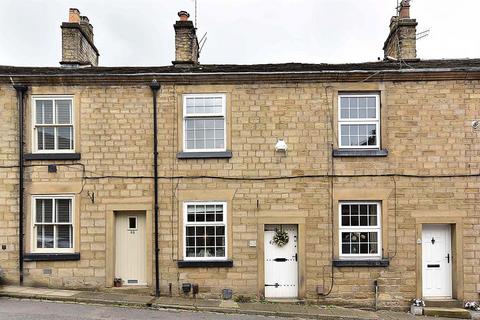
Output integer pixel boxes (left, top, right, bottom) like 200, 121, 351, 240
0, 79, 479, 310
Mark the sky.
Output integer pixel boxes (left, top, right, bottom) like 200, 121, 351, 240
0, 0, 478, 67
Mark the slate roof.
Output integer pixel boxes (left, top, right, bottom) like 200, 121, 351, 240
1, 58, 480, 76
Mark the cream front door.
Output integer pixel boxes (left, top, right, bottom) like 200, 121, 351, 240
422, 224, 452, 298
115, 212, 146, 285
264, 225, 298, 298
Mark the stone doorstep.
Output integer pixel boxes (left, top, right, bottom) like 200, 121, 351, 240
424, 299, 464, 308
423, 307, 471, 319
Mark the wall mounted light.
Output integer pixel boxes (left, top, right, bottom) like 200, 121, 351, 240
275, 138, 288, 152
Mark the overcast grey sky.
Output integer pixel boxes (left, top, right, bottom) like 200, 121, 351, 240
0, 0, 478, 67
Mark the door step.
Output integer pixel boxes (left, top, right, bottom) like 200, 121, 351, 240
266, 298, 305, 304
423, 307, 471, 319
424, 299, 464, 308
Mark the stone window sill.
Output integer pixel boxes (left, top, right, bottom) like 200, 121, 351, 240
25, 153, 81, 161
177, 260, 233, 268
332, 149, 388, 158
177, 151, 232, 159
333, 259, 389, 267
24, 253, 81, 262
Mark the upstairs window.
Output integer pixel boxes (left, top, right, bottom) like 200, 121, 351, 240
338, 94, 380, 149
339, 202, 381, 259
183, 94, 226, 152
33, 196, 74, 253
33, 96, 74, 153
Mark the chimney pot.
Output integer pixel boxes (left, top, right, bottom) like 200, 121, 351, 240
399, 0, 411, 19
69, 8, 80, 23
178, 11, 190, 21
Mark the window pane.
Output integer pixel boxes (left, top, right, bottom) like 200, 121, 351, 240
186, 248, 195, 257
340, 230, 379, 256
128, 217, 137, 229
37, 127, 44, 150
196, 236, 205, 246
185, 118, 225, 150
186, 226, 195, 236
206, 226, 215, 235
43, 225, 54, 248
367, 97, 376, 108
215, 119, 224, 129
57, 225, 72, 248
56, 100, 72, 124
186, 237, 195, 246
57, 127, 73, 150
205, 129, 215, 139
205, 120, 215, 129
216, 226, 225, 236
205, 140, 215, 149
216, 247, 225, 257
196, 226, 205, 236
185, 119, 194, 129
37, 199, 53, 223
43, 127, 55, 150
56, 199, 71, 223
206, 248, 215, 257
216, 129, 224, 140
36, 101, 44, 124
340, 96, 377, 120
216, 237, 225, 246
36, 200, 43, 223
36, 227, 43, 249
195, 140, 205, 149
196, 248, 204, 257
340, 124, 377, 147
206, 237, 215, 246
185, 96, 223, 115
215, 139, 225, 149
36, 100, 53, 124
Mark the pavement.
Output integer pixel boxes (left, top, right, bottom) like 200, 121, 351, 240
0, 285, 477, 320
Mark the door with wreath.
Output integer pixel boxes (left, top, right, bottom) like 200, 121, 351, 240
264, 224, 298, 298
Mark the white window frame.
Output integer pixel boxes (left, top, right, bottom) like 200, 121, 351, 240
183, 201, 228, 261
32, 95, 75, 154
183, 93, 227, 152
338, 94, 380, 149
31, 195, 75, 254
338, 201, 382, 260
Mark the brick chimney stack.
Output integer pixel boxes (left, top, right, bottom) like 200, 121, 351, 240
383, 0, 418, 61
60, 8, 99, 67
173, 11, 199, 66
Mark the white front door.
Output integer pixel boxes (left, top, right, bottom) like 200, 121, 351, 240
264, 225, 298, 298
422, 224, 452, 298
115, 212, 146, 285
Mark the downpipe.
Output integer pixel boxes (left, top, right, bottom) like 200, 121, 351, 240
14, 85, 28, 285
149, 80, 161, 297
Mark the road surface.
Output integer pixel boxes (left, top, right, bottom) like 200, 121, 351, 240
0, 298, 292, 320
